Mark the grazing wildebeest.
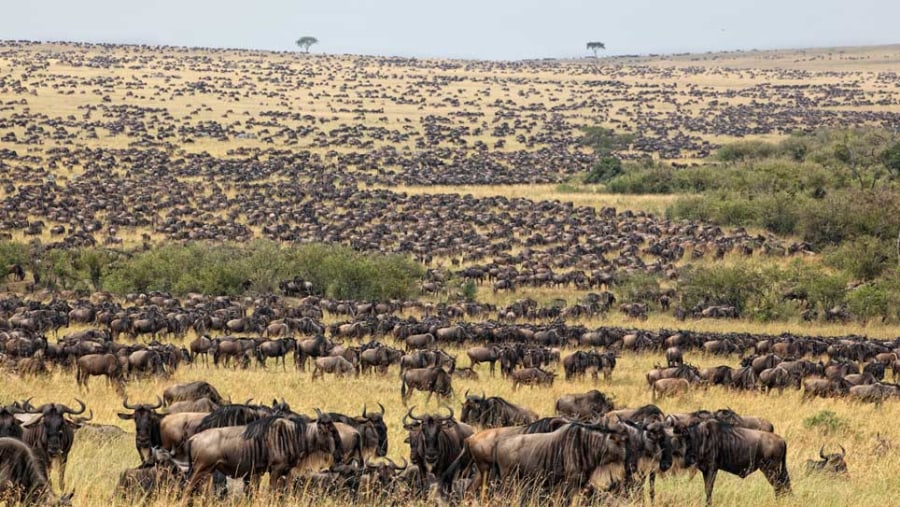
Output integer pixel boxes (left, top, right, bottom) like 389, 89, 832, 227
460, 392, 536, 428
404, 407, 472, 493
509, 367, 556, 391
682, 420, 791, 506
652, 378, 690, 401
75, 353, 125, 393
805, 445, 848, 476
554, 390, 615, 421
162, 381, 224, 406
400, 366, 453, 405
114, 447, 185, 502
184, 410, 343, 495
311, 356, 357, 380
117, 396, 164, 463
0, 437, 72, 505
22, 399, 89, 490
492, 421, 632, 502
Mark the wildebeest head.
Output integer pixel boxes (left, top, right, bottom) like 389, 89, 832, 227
643, 421, 673, 472
313, 408, 344, 464
24, 399, 87, 456
404, 406, 455, 467
460, 390, 486, 424
357, 403, 388, 457
117, 396, 164, 463
807, 445, 848, 475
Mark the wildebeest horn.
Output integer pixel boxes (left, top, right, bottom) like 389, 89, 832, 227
122, 396, 137, 410
362, 404, 367, 418
377, 402, 385, 416
394, 457, 408, 470
819, 446, 826, 459
481, 390, 486, 400
72, 409, 94, 424
839, 445, 846, 457
150, 396, 163, 410
63, 399, 87, 415
314, 408, 323, 419
464, 389, 469, 399
22, 397, 38, 413
441, 405, 454, 421
404, 406, 421, 424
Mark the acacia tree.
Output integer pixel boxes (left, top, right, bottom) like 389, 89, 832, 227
586, 41, 605, 58
296, 36, 319, 54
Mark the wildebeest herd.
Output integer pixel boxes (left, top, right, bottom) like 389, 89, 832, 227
1, 41, 899, 506
1, 289, 895, 505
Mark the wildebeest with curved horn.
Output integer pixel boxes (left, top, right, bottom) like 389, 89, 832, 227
460, 391, 537, 428
326, 403, 389, 459
117, 396, 164, 463
0, 437, 73, 506
184, 409, 343, 496
682, 420, 790, 506
805, 445, 848, 475
404, 406, 472, 493
22, 399, 90, 490
400, 366, 453, 405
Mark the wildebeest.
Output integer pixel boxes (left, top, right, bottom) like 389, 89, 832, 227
21, 399, 89, 490
294, 335, 335, 370
188, 335, 215, 366
554, 390, 615, 421
509, 367, 556, 391
359, 345, 403, 374
403, 407, 472, 492
466, 346, 500, 376
0, 405, 25, 439
311, 355, 357, 380
0, 437, 72, 505
460, 392, 536, 428
114, 447, 185, 502
75, 353, 125, 393
405, 333, 436, 351
651, 378, 690, 400
492, 421, 632, 502
162, 381, 224, 406
805, 445, 848, 475
400, 366, 453, 405
185, 409, 343, 495
255, 337, 296, 370
326, 404, 389, 459
117, 396, 164, 463
682, 420, 790, 506
758, 366, 796, 394
665, 346, 683, 367
165, 397, 219, 414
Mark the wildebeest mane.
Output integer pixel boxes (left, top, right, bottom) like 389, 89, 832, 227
197, 404, 268, 433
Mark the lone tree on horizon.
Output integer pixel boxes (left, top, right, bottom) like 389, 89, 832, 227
296, 36, 319, 54
586, 41, 606, 58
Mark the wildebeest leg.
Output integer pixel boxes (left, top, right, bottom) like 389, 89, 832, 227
763, 457, 791, 497
57, 456, 66, 491
703, 469, 718, 506
649, 472, 656, 504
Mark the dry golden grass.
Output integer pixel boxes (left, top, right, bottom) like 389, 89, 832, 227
4, 333, 899, 506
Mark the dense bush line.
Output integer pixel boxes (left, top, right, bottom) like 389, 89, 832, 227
2, 241, 424, 300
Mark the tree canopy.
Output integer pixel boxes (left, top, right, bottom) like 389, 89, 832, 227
586, 41, 605, 58
296, 36, 319, 53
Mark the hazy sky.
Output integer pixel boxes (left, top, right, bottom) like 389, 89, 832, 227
3, 0, 898, 60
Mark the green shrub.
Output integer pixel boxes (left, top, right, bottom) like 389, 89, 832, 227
716, 139, 779, 162
803, 410, 848, 435
825, 236, 894, 281
615, 272, 661, 305
677, 264, 763, 316
584, 156, 624, 183
0, 241, 28, 268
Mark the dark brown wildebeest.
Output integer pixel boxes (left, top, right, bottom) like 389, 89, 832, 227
400, 366, 453, 405
509, 367, 556, 391
162, 381, 224, 406
76, 353, 125, 393
114, 447, 185, 502
758, 366, 796, 394
699, 365, 734, 387
405, 333, 435, 351
805, 445, 848, 476
188, 335, 215, 366
0, 405, 25, 440
294, 335, 335, 370
326, 404, 389, 459
460, 392, 537, 428
184, 410, 343, 496
22, 399, 89, 490
466, 346, 500, 376
555, 390, 615, 421
0, 437, 72, 505
117, 396, 164, 463
492, 421, 633, 502
359, 345, 403, 375
404, 407, 472, 493
682, 420, 791, 506
256, 337, 296, 370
